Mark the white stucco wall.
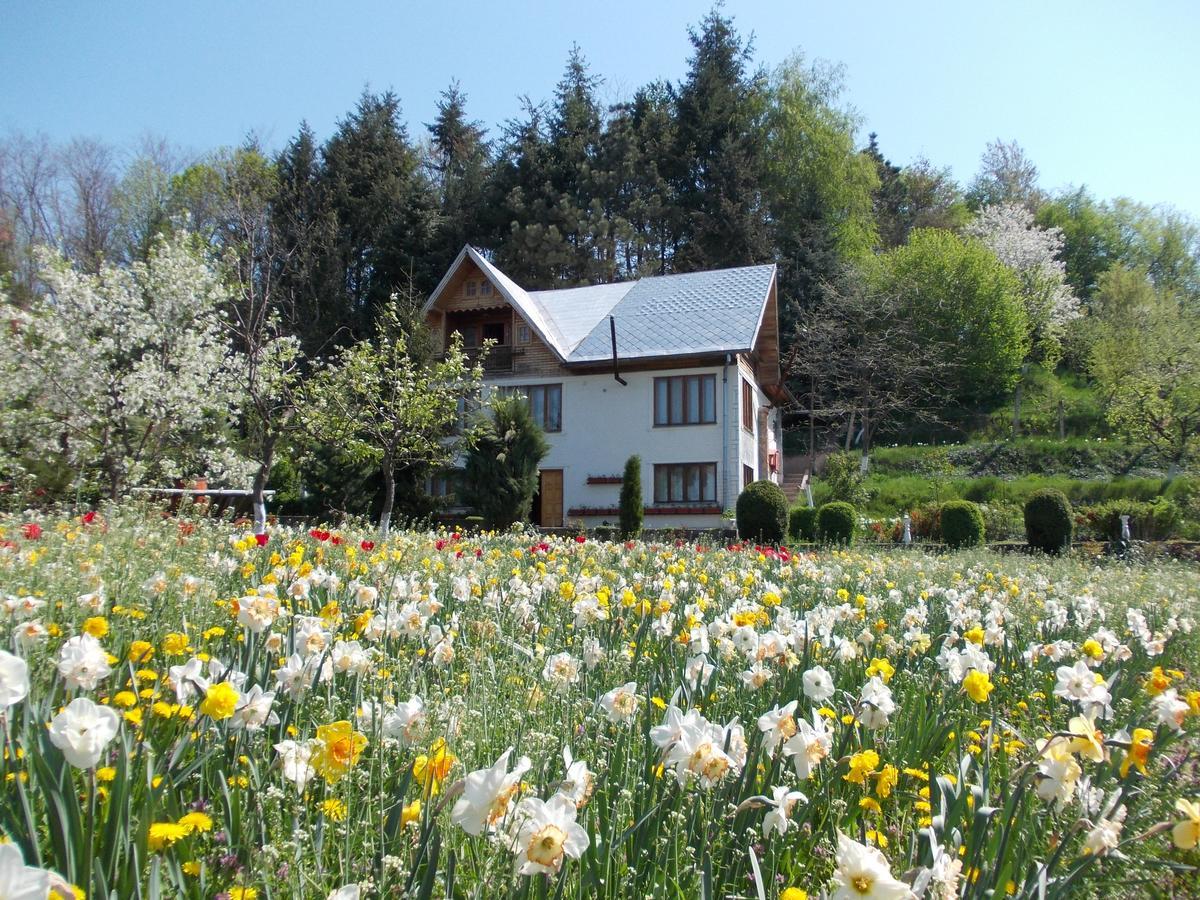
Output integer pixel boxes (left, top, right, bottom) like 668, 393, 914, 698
735, 356, 781, 491
484, 363, 743, 529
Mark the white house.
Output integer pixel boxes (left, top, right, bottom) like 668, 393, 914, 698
422, 246, 787, 529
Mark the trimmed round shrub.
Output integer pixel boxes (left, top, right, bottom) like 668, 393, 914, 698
1024, 488, 1073, 554
789, 506, 819, 542
736, 480, 788, 544
940, 500, 986, 549
817, 501, 857, 545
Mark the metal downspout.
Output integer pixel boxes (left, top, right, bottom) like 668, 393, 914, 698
721, 354, 730, 508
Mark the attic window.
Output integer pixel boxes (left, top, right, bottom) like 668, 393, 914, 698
480, 280, 493, 297
466, 280, 477, 297
517, 324, 531, 344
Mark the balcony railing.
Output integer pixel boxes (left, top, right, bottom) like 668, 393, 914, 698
461, 345, 523, 374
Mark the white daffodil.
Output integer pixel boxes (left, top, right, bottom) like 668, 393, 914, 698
509, 794, 590, 876
802, 665, 835, 703
857, 676, 896, 730
228, 684, 278, 732
1081, 804, 1126, 856
273, 739, 316, 793
451, 747, 532, 837
0, 649, 30, 707
556, 746, 594, 809
56, 634, 111, 690
762, 784, 807, 839
237, 592, 281, 633
167, 656, 209, 702
382, 695, 426, 746
1035, 738, 1082, 811
48, 696, 119, 768
0, 841, 52, 900
756, 700, 799, 752
829, 831, 914, 899
542, 652, 581, 692
782, 710, 833, 780
599, 681, 640, 724
1151, 689, 1189, 730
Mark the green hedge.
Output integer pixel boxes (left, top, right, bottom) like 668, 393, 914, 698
1025, 489, 1073, 554
789, 506, 818, 542
817, 502, 857, 545
939, 500, 986, 548
736, 480, 788, 544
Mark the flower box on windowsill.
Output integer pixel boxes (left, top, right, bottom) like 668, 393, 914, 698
586, 475, 623, 485
567, 505, 722, 517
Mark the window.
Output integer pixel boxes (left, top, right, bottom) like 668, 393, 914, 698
654, 374, 716, 426
480, 280, 493, 297
742, 378, 754, 431
430, 470, 462, 499
500, 383, 562, 432
654, 463, 717, 504
482, 322, 506, 345
743, 464, 754, 489
517, 324, 531, 344
466, 280, 477, 297
456, 325, 479, 348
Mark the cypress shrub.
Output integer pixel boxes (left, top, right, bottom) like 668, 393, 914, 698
817, 501, 857, 545
940, 500, 986, 548
1024, 488, 1073, 554
618, 455, 644, 539
789, 506, 819, 542
736, 480, 788, 544
459, 396, 549, 530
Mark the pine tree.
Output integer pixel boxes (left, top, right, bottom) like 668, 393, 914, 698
491, 48, 616, 287
672, 9, 771, 271
273, 123, 339, 355
605, 83, 682, 277
427, 83, 492, 269
460, 395, 549, 529
320, 91, 438, 338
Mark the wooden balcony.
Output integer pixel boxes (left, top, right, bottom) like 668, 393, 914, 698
465, 345, 524, 374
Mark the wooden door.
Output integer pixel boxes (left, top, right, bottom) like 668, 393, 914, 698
539, 470, 563, 527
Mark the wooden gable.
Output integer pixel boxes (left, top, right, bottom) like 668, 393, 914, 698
425, 258, 564, 377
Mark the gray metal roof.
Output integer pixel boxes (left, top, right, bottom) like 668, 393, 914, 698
564, 265, 776, 363
527, 282, 635, 353
424, 247, 776, 364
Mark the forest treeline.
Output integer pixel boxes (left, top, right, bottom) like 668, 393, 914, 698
3, 8, 1199, 515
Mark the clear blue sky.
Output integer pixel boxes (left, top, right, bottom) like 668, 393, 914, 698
3, 0, 1198, 214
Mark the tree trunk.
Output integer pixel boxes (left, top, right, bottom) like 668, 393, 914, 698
251, 436, 276, 536
104, 456, 122, 502
844, 409, 856, 452
1012, 362, 1029, 438
859, 414, 872, 475
379, 460, 396, 540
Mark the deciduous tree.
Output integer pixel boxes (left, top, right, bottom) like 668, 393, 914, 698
303, 294, 484, 537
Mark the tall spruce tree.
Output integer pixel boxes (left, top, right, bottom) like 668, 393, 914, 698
320, 91, 438, 338
672, 9, 771, 271
605, 83, 683, 277
492, 48, 614, 287
427, 83, 492, 269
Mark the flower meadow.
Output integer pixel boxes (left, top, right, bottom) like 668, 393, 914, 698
1, 508, 1199, 899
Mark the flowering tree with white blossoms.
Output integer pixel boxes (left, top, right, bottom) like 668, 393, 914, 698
966, 202, 1082, 364
0, 230, 249, 498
